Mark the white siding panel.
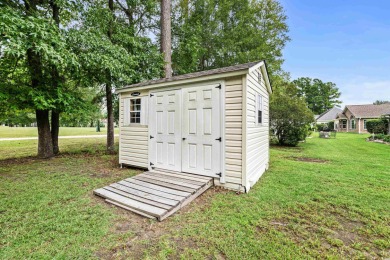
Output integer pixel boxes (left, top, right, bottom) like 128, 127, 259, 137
119, 93, 149, 168
245, 67, 270, 191
218, 76, 244, 191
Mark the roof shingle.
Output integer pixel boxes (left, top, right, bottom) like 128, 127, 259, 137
316, 107, 343, 122
345, 104, 390, 118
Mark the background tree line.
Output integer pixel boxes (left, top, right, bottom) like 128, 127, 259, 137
0, 0, 342, 157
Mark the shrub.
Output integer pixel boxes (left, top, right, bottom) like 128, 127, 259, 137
316, 122, 334, 131
270, 85, 314, 146
366, 118, 388, 134
316, 123, 327, 131
370, 134, 390, 143
327, 121, 335, 130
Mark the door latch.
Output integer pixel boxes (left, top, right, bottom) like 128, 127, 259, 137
215, 137, 222, 142
150, 135, 154, 139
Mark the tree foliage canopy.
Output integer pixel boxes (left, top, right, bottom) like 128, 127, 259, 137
171, 0, 289, 76
373, 100, 390, 105
292, 77, 341, 115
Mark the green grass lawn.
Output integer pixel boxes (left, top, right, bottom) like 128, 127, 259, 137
0, 126, 119, 138
0, 133, 389, 259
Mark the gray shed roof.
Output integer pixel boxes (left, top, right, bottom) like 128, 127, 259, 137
316, 107, 343, 122
118, 61, 264, 91
345, 104, 390, 118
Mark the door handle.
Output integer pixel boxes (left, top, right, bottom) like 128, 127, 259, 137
182, 137, 186, 141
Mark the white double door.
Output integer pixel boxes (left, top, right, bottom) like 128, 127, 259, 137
149, 85, 221, 177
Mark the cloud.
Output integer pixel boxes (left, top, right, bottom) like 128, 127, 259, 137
340, 80, 390, 106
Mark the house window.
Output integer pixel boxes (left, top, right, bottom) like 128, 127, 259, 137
340, 120, 347, 129
257, 94, 263, 124
351, 119, 356, 129
363, 119, 367, 130
130, 98, 141, 123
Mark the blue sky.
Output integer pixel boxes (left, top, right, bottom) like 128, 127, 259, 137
280, 0, 390, 106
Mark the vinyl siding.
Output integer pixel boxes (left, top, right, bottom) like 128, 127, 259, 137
245, 68, 270, 190
214, 76, 244, 191
119, 91, 149, 168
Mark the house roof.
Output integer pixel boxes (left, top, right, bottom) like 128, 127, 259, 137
117, 61, 271, 93
336, 113, 347, 119
316, 107, 343, 122
345, 104, 390, 118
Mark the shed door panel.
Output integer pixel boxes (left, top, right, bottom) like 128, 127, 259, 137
149, 90, 181, 171
182, 85, 221, 176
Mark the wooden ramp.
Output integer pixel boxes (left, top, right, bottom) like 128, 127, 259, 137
94, 170, 213, 221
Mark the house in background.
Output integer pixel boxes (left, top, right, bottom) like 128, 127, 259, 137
336, 104, 390, 133
316, 107, 342, 128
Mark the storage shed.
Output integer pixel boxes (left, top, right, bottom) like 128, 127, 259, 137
117, 61, 272, 193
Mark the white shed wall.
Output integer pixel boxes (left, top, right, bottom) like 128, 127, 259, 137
214, 76, 245, 192
245, 68, 270, 191
119, 91, 149, 168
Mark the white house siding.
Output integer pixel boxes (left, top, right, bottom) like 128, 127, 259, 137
214, 76, 245, 192
245, 68, 270, 190
119, 91, 149, 168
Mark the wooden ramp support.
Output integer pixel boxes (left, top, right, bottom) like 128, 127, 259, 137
94, 170, 213, 221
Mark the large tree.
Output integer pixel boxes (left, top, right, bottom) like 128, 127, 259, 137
292, 77, 341, 115
171, 0, 289, 76
69, 0, 163, 152
0, 1, 81, 158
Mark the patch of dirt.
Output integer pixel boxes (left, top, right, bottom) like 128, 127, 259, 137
271, 145, 304, 152
289, 156, 329, 163
264, 202, 385, 259
94, 187, 225, 259
0, 156, 44, 167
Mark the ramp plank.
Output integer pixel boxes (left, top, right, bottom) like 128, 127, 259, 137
94, 188, 167, 217
109, 183, 178, 206
150, 170, 211, 183
124, 178, 191, 197
144, 172, 206, 186
139, 173, 202, 189
104, 186, 173, 210
133, 175, 196, 193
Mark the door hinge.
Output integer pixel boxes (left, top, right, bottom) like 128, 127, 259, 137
215, 137, 222, 142
150, 135, 154, 139
150, 93, 154, 97
216, 172, 222, 177
216, 84, 221, 89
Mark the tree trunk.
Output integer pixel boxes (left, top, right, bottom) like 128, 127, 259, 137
105, 0, 115, 153
36, 110, 54, 158
50, 0, 61, 155
161, 0, 172, 78
51, 111, 60, 154
26, 0, 54, 158
106, 83, 115, 153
